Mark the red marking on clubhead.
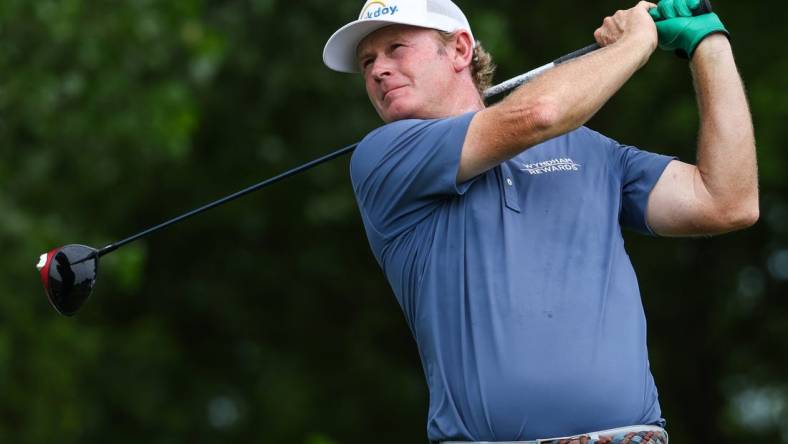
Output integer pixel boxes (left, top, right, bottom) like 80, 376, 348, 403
37, 248, 59, 292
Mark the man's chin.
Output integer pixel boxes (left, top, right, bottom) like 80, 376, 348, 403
380, 103, 423, 123
382, 112, 413, 123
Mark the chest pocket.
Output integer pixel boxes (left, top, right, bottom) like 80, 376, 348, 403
498, 162, 521, 213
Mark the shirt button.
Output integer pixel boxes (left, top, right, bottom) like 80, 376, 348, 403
506, 178, 513, 186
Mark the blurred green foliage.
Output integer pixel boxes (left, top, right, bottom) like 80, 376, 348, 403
0, 0, 785, 443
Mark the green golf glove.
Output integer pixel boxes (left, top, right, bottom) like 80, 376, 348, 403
648, 0, 729, 59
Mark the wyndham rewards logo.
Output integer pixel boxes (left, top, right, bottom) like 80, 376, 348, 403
359, 1, 399, 20
520, 158, 581, 175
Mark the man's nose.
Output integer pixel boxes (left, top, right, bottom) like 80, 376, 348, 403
370, 57, 393, 80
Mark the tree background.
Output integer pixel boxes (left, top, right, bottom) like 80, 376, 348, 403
0, 0, 785, 442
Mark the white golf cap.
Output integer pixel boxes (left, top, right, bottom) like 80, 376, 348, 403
323, 0, 475, 73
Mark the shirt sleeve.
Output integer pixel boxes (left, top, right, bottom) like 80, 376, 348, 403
606, 135, 675, 235
350, 112, 477, 239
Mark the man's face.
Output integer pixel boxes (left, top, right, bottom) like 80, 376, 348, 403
356, 25, 455, 123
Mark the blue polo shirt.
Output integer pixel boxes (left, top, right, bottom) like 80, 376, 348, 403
350, 112, 674, 442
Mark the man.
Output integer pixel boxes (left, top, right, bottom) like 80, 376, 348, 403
323, 0, 757, 442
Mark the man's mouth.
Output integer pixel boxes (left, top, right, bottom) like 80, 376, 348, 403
382, 85, 407, 102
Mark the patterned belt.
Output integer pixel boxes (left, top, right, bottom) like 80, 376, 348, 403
440, 425, 668, 444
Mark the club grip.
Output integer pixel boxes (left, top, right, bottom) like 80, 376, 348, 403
553, 43, 600, 65
695, 0, 713, 15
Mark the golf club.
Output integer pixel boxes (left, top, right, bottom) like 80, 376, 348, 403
35, 0, 714, 317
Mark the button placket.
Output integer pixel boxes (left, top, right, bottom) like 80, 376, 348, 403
500, 163, 521, 213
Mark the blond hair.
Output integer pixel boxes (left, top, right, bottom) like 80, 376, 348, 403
437, 31, 496, 95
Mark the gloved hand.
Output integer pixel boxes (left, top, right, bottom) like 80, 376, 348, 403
648, 0, 729, 59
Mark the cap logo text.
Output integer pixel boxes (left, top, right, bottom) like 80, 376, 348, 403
360, 1, 399, 20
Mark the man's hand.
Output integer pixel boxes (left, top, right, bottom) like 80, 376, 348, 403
648, 0, 729, 58
593, 1, 659, 63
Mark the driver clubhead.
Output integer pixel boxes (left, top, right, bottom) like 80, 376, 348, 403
37, 244, 99, 316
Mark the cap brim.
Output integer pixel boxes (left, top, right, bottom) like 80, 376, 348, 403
323, 20, 402, 73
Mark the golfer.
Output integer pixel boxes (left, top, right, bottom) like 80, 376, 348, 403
323, 0, 757, 442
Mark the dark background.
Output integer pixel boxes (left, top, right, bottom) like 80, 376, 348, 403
0, 0, 785, 442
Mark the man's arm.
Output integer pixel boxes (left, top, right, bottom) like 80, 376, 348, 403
457, 1, 659, 183
646, 35, 758, 236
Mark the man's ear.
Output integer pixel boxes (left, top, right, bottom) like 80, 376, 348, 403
451, 30, 474, 73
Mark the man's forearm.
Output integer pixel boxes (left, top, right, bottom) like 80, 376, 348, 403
457, 3, 659, 182
479, 1, 659, 158
497, 34, 653, 144
691, 34, 758, 224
